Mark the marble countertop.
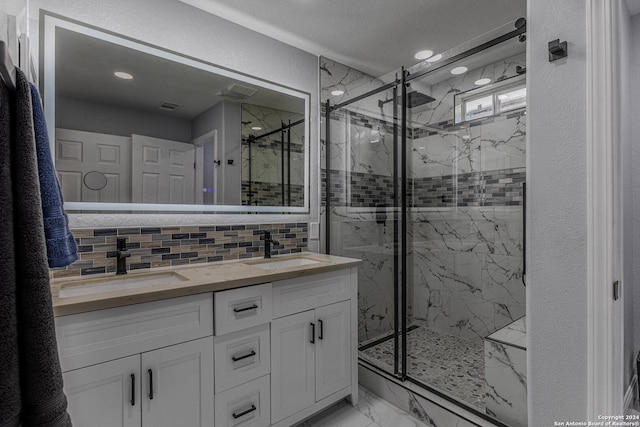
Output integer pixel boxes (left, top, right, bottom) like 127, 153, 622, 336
51, 252, 361, 317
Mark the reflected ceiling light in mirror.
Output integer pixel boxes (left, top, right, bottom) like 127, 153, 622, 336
331, 90, 344, 96
426, 54, 443, 63
414, 49, 433, 60
498, 94, 509, 100
251, 126, 262, 131
114, 71, 134, 80
475, 78, 491, 86
450, 66, 468, 75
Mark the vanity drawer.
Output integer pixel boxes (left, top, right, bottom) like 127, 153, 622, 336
214, 324, 270, 393
215, 375, 270, 427
272, 269, 351, 318
55, 293, 213, 372
214, 283, 272, 335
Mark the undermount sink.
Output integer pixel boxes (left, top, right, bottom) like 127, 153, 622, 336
246, 257, 321, 270
58, 271, 188, 298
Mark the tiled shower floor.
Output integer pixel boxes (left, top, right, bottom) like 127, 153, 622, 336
359, 326, 486, 410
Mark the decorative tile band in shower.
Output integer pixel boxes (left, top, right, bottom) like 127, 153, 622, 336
324, 167, 524, 208
412, 168, 526, 207
52, 223, 308, 279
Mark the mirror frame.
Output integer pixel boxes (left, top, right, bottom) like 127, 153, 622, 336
42, 13, 310, 213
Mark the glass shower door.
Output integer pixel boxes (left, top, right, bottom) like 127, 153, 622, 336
324, 81, 405, 378
404, 36, 527, 414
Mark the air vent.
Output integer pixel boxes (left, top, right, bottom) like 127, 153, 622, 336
228, 83, 258, 97
159, 102, 180, 111
216, 83, 258, 100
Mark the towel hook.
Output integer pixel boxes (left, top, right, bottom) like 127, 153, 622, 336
0, 41, 17, 92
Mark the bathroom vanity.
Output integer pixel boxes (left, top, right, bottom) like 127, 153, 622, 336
51, 253, 360, 427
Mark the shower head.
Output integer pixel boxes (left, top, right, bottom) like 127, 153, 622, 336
407, 91, 435, 108
378, 91, 435, 109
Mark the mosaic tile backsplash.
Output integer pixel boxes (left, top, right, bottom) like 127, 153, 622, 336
51, 223, 308, 279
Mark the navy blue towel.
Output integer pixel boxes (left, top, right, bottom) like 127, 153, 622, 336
29, 83, 78, 268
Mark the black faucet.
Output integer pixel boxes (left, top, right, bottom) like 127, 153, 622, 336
116, 237, 131, 275
263, 231, 279, 259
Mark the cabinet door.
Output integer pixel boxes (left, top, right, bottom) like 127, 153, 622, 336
63, 354, 141, 427
315, 300, 351, 401
141, 337, 214, 427
271, 310, 315, 423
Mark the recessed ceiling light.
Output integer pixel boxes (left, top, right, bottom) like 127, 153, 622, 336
451, 66, 468, 75
475, 78, 491, 86
426, 54, 443, 63
414, 49, 434, 60
331, 90, 344, 96
114, 71, 134, 80
462, 135, 471, 140
251, 126, 262, 130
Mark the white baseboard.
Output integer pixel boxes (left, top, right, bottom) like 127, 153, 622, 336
624, 374, 637, 413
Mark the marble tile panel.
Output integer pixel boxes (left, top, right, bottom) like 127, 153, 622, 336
484, 339, 528, 427
359, 365, 495, 427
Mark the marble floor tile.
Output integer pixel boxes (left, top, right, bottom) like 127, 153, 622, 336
296, 401, 380, 427
357, 386, 430, 427
296, 386, 434, 427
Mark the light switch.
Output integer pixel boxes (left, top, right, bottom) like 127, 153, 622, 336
310, 222, 319, 239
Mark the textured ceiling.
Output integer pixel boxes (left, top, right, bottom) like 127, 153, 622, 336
179, 0, 527, 76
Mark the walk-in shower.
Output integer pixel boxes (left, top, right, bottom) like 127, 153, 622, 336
322, 20, 527, 427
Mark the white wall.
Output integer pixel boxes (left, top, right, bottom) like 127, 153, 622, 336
30, 0, 319, 248
527, 0, 589, 423
631, 11, 640, 392
57, 96, 192, 142
621, 1, 635, 395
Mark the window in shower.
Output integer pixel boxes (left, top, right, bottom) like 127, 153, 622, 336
454, 74, 526, 124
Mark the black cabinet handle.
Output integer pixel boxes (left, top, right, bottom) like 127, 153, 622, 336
310, 322, 315, 344
232, 350, 256, 362
318, 319, 324, 340
130, 373, 135, 406
233, 304, 258, 313
232, 404, 257, 419
148, 369, 153, 400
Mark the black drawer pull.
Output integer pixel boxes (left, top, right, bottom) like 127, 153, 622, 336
232, 350, 256, 362
318, 319, 324, 340
232, 404, 257, 419
130, 373, 135, 406
310, 322, 315, 344
233, 304, 258, 314
148, 369, 153, 400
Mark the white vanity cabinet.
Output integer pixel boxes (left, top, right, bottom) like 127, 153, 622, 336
56, 293, 215, 427
63, 337, 214, 427
270, 269, 357, 427
54, 263, 358, 427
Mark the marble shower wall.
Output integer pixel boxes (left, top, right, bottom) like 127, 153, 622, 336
321, 52, 526, 345
241, 103, 305, 206
410, 206, 525, 343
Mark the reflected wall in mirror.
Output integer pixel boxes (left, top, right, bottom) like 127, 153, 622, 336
43, 14, 310, 212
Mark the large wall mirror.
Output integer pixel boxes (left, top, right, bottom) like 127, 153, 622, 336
42, 14, 310, 213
